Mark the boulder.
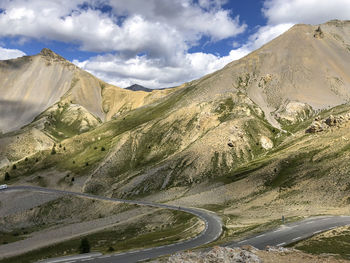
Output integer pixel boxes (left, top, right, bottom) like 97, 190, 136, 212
305, 121, 324, 133
260, 136, 273, 149
325, 115, 338, 126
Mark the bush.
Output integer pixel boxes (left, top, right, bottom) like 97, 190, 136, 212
25, 157, 28, 162
79, 238, 90, 254
12, 164, 16, 170
4, 172, 10, 181
51, 146, 56, 155
101, 147, 106, 151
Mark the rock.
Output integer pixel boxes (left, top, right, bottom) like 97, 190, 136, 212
167, 246, 261, 263
0, 157, 10, 169
274, 101, 313, 124
325, 115, 337, 126
306, 121, 324, 133
260, 136, 273, 149
314, 26, 324, 39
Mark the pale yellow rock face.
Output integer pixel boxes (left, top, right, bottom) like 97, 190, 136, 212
0, 49, 175, 133
0, 53, 74, 133
179, 20, 350, 128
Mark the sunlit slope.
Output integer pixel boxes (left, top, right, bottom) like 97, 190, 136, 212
179, 20, 350, 128
0, 48, 175, 134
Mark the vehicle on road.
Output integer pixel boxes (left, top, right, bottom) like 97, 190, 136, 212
0, 184, 8, 190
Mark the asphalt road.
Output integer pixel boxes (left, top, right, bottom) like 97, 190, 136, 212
2, 186, 223, 263
227, 215, 350, 249
3, 186, 350, 262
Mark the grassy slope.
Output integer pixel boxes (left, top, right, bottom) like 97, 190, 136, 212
0, 210, 200, 263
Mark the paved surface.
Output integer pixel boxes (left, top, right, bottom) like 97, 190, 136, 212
227, 215, 350, 249
3, 186, 350, 262
2, 186, 223, 263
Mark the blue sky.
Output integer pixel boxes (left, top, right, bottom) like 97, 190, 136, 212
0, 0, 349, 88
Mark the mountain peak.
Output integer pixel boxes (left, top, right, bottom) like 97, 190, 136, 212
39, 48, 66, 61
125, 84, 153, 92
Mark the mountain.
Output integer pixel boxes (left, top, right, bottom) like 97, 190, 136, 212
0, 49, 175, 134
2, 21, 350, 231
125, 84, 153, 92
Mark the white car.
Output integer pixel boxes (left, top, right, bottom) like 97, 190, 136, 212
0, 184, 8, 190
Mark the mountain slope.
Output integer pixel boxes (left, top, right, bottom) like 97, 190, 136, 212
179, 20, 350, 128
2, 21, 350, 220
0, 49, 176, 134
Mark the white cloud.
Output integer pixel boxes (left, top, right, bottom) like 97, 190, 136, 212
0, 0, 245, 61
263, 0, 350, 25
3, 0, 347, 90
72, 20, 293, 89
0, 46, 25, 60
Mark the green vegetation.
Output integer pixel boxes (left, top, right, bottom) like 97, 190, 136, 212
290, 227, 350, 260
214, 98, 235, 122
264, 150, 322, 189
0, 231, 25, 245
0, 210, 199, 263
79, 238, 90, 254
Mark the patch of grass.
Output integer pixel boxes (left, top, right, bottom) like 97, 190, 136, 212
0, 209, 199, 263
0, 231, 25, 245
264, 149, 321, 189
290, 227, 350, 260
198, 203, 227, 212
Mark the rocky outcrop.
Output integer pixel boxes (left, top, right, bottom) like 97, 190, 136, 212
164, 245, 346, 263
260, 136, 274, 150
274, 101, 313, 125
306, 113, 350, 133
305, 121, 326, 133
167, 246, 261, 263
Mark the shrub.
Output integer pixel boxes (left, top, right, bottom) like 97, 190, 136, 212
12, 164, 16, 170
79, 238, 90, 254
25, 157, 28, 162
51, 146, 56, 155
101, 147, 106, 151
4, 172, 10, 181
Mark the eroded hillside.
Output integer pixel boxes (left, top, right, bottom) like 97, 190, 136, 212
1, 21, 350, 232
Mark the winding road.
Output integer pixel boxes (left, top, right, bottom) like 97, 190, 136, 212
227, 215, 350, 249
1, 186, 223, 263
2, 186, 350, 262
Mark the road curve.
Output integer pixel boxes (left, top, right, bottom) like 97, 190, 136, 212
227, 215, 350, 249
2, 186, 223, 263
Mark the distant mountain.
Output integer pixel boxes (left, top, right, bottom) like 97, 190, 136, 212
125, 84, 153, 92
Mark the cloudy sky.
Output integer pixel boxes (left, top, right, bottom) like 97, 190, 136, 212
0, 0, 350, 89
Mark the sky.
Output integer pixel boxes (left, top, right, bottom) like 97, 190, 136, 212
0, 0, 350, 89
